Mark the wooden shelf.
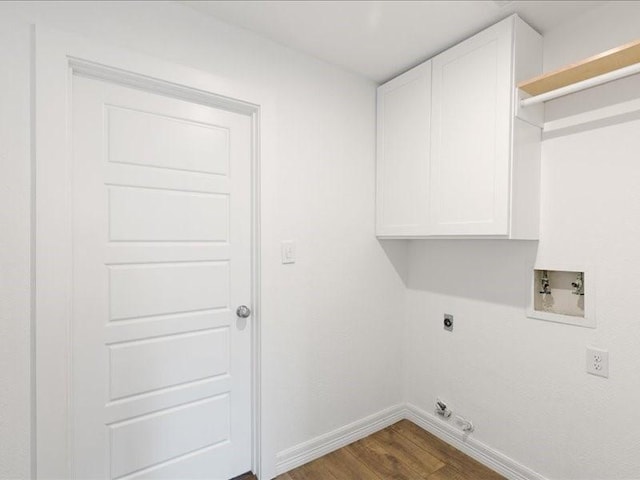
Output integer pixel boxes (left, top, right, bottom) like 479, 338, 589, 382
518, 39, 640, 96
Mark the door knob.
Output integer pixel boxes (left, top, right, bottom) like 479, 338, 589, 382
236, 305, 252, 318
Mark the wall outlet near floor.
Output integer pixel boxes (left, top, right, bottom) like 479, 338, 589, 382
586, 347, 609, 378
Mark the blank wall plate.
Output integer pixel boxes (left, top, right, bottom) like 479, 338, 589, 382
281, 241, 296, 264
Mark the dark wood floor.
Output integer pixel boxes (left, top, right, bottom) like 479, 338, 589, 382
239, 419, 504, 479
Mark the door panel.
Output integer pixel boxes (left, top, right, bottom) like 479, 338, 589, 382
71, 75, 252, 479
108, 187, 229, 242
430, 20, 512, 235
108, 328, 229, 400
376, 61, 431, 236
108, 262, 230, 321
109, 396, 230, 479
107, 105, 230, 174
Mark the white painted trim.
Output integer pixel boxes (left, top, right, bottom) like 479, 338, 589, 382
404, 404, 548, 480
275, 403, 548, 480
34, 25, 266, 479
275, 405, 405, 476
250, 104, 263, 480
69, 57, 258, 115
29, 24, 38, 479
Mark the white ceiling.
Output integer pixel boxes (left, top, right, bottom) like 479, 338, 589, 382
183, 0, 605, 83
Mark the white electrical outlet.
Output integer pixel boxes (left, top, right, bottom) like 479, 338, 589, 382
586, 347, 609, 378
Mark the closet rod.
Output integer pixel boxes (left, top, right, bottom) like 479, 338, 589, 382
520, 61, 640, 107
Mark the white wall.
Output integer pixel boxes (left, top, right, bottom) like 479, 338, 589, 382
404, 2, 640, 479
0, 18, 33, 480
6, 2, 640, 479
0, 2, 406, 478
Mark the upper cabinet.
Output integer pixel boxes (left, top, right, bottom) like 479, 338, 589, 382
376, 61, 432, 237
430, 18, 512, 236
376, 15, 543, 239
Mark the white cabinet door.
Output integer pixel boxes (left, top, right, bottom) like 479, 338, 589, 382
430, 19, 513, 236
376, 61, 431, 236
71, 75, 252, 479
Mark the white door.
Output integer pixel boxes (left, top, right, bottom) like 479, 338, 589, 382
70, 74, 252, 479
376, 60, 432, 237
429, 19, 512, 236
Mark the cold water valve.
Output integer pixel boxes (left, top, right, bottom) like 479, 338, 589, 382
435, 399, 452, 418
571, 272, 584, 296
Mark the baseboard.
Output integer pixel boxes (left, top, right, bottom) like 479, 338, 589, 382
274, 404, 405, 475
274, 402, 547, 480
404, 403, 548, 480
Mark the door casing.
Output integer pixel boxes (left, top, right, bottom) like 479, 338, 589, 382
33, 25, 264, 479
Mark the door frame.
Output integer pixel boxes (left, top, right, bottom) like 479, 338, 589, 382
33, 25, 265, 479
